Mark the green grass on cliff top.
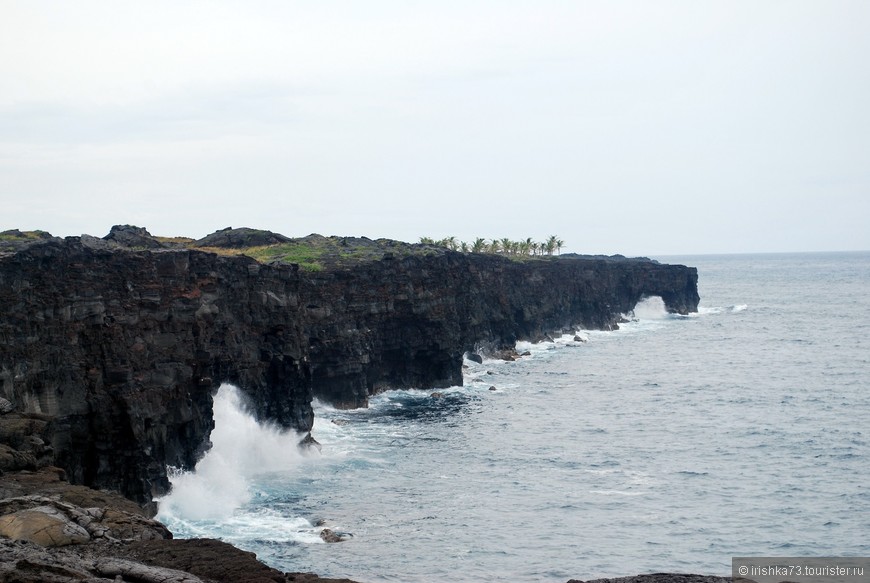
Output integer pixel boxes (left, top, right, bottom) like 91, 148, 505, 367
188, 235, 446, 271
244, 243, 327, 271
0, 230, 50, 241
194, 243, 326, 271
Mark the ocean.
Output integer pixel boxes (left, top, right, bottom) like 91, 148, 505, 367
156, 252, 870, 582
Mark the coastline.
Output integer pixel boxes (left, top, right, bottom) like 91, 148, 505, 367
0, 226, 705, 581
0, 466, 734, 583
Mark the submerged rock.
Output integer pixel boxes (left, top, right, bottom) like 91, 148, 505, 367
319, 528, 352, 543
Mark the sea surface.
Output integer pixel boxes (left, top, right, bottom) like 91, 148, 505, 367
157, 252, 870, 582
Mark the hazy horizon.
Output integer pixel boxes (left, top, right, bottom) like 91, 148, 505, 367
2, 1, 868, 256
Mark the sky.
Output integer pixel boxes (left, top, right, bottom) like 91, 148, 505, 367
1, 1, 868, 255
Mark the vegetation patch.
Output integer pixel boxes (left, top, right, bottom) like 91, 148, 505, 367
154, 235, 196, 246
0, 230, 50, 242
244, 243, 326, 271
419, 235, 565, 257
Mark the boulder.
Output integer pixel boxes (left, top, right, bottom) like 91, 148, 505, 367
0, 506, 91, 546
0, 494, 170, 543
0, 397, 13, 414
319, 528, 352, 543
103, 224, 165, 249
194, 227, 290, 249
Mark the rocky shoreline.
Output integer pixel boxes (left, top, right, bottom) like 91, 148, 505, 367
0, 466, 734, 583
0, 467, 734, 583
1, 226, 703, 581
0, 466, 361, 583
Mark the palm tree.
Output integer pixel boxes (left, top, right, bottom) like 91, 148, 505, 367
488, 239, 501, 254
471, 238, 487, 253
419, 236, 435, 245
545, 236, 557, 256
518, 240, 530, 256
524, 237, 535, 256
439, 236, 458, 251
500, 238, 513, 255
555, 238, 564, 255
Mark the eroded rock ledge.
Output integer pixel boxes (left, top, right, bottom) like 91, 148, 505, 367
0, 226, 698, 506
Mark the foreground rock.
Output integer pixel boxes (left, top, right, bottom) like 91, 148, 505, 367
0, 468, 361, 583
0, 537, 363, 583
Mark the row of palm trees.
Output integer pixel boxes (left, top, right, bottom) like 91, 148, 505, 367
419, 235, 565, 256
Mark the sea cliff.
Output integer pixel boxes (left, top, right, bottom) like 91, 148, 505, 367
0, 226, 700, 582
1, 226, 698, 505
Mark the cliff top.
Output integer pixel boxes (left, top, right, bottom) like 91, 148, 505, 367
1, 225, 657, 270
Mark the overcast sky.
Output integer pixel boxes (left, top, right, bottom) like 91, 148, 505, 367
1, 1, 868, 255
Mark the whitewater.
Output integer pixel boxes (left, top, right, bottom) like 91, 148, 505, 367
157, 252, 870, 582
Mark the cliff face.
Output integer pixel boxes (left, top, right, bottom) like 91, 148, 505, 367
0, 237, 311, 504
0, 232, 698, 504
302, 251, 699, 408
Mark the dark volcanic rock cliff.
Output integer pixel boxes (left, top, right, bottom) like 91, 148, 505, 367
0, 229, 698, 504
0, 236, 311, 504
302, 250, 698, 408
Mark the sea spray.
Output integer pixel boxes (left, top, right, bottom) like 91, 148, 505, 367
629, 295, 669, 320
157, 384, 308, 522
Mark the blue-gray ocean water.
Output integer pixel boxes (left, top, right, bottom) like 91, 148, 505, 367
158, 252, 870, 582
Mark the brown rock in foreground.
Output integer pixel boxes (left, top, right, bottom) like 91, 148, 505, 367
0, 468, 363, 582
120, 539, 361, 583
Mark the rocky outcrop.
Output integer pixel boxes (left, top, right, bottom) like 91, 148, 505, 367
0, 466, 360, 583
0, 535, 361, 583
194, 227, 291, 248
104, 225, 166, 249
0, 227, 698, 505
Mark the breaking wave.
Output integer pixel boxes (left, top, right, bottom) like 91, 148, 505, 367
156, 384, 320, 545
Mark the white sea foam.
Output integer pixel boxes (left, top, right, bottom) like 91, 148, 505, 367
629, 295, 669, 320
157, 384, 307, 522
696, 303, 749, 316
589, 489, 647, 496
